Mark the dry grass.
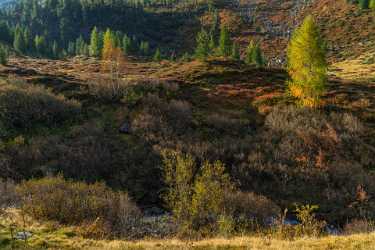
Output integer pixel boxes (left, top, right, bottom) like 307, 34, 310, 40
1, 209, 375, 250
330, 52, 375, 81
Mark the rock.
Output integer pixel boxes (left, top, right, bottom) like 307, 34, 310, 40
326, 225, 341, 235
144, 207, 165, 216
15, 231, 32, 240
119, 122, 131, 134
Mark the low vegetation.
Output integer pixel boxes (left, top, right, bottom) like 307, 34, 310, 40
0, 0, 374, 249
0, 79, 81, 136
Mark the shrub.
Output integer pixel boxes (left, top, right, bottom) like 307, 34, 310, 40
162, 150, 196, 230
87, 75, 133, 103
162, 150, 234, 237
294, 204, 326, 237
190, 160, 234, 235
234, 105, 375, 223
344, 219, 375, 235
204, 113, 251, 136
272, 205, 326, 239
132, 95, 193, 140
16, 176, 141, 239
0, 82, 81, 132
223, 191, 280, 228
0, 179, 18, 210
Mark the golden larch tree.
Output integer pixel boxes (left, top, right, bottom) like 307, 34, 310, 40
287, 15, 327, 108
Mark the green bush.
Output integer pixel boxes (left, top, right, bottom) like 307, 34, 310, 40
272, 205, 326, 239
16, 176, 141, 239
162, 150, 234, 237
0, 82, 81, 132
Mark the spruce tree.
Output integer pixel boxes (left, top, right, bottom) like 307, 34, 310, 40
195, 29, 210, 61
287, 15, 327, 108
245, 40, 264, 67
113, 31, 122, 48
0, 22, 12, 44
122, 34, 132, 55
0, 45, 8, 65
252, 44, 265, 67
153, 48, 161, 62
231, 42, 240, 61
219, 25, 231, 57
139, 41, 149, 56
89, 26, 100, 57
245, 40, 255, 65
23, 28, 32, 52
75, 36, 85, 55
52, 41, 59, 59
68, 42, 75, 56
209, 34, 216, 54
34, 35, 45, 56
13, 26, 25, 54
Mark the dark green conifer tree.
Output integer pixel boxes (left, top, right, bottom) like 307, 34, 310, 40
153, 48, 161, 62
219, 25, 231, 57
89, 27, 100, 57
195, 29, 210, 61
231, 42, 240, 61
14, 26, 26, 54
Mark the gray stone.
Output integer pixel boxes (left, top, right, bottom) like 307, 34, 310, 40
119, 122, 131, 134
15, 231, 32, 240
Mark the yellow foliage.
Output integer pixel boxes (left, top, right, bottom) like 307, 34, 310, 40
102, 29, 114, 61
100, 29, 126, 75
287, 15, 327, 108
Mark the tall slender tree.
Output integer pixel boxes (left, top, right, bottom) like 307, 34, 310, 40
231, 42, 240, 61
287, 15, 327, 108
122, 34, 132, 55
34, 35, 46, 56
219, 25, 231, 57
153, 48, 161, 62
13, 26, 26, 54
102, 29, 114, 60
195, 29, 210, 61
89, 26, 100, 57
0, 45, 8, 65
245, 40, 255, 65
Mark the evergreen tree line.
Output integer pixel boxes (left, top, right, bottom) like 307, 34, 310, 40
194, 23, 265, 67
0, 0, 201, 59
10, 24, 154, 59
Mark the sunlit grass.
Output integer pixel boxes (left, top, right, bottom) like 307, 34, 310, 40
1, 209, 375, 250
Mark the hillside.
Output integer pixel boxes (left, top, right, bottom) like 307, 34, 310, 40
0, 0, 375, 249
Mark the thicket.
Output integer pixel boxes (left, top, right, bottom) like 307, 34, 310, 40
161, 150, 281, 237
0, 81, 81, 134
16, 176, 141, 239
